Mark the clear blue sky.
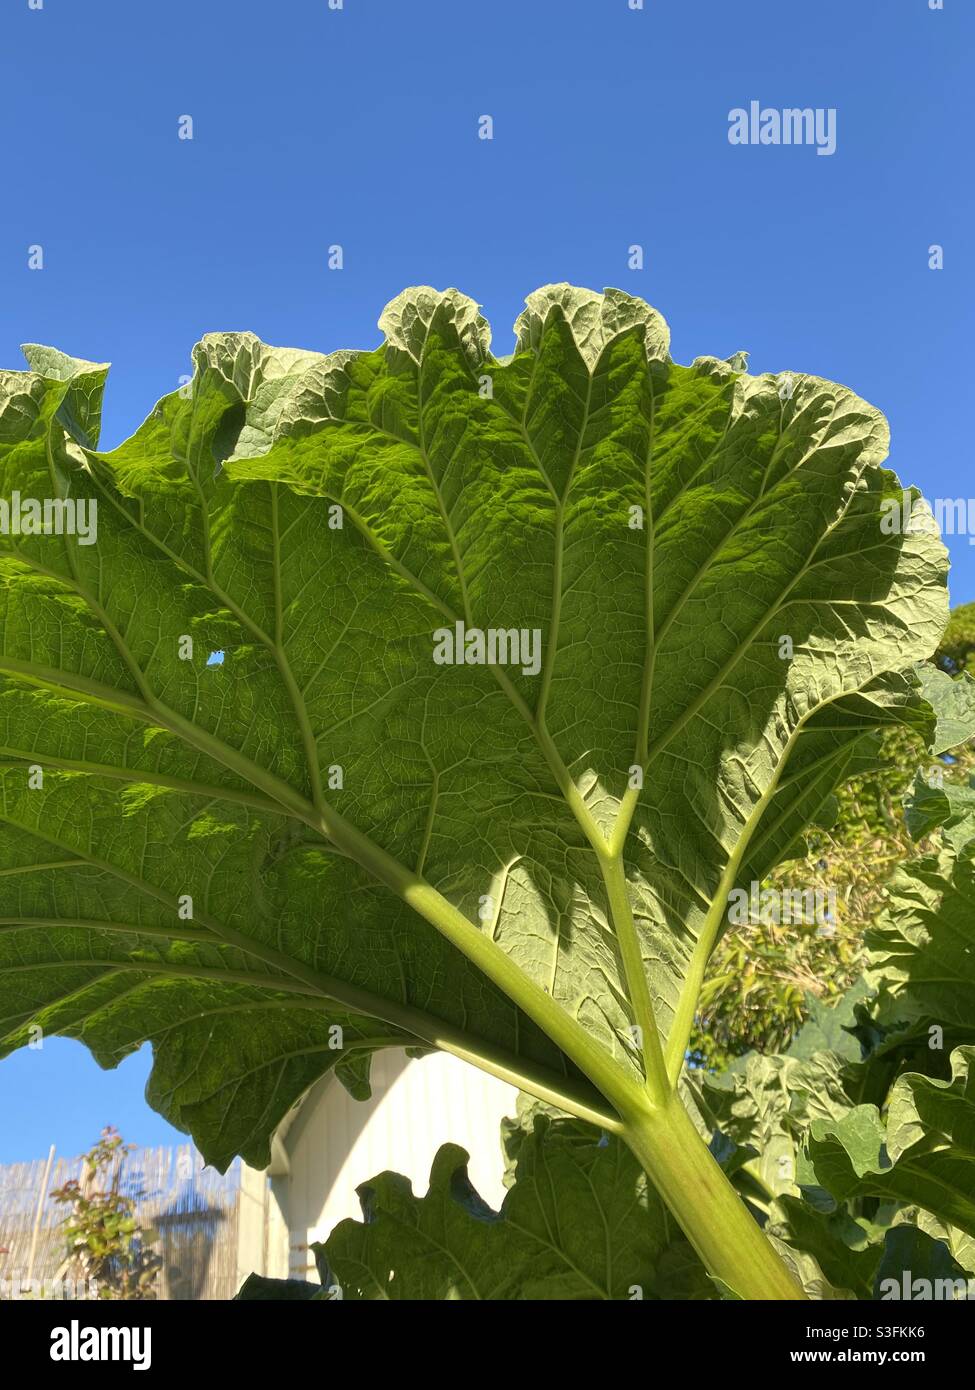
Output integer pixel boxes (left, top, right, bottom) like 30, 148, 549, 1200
0, 0, 970, 1162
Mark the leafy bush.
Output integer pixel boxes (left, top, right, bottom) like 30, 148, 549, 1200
50, 1127, 161, 1300
2, 284, 973, 1300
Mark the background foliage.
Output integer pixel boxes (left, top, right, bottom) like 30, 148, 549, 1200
692, 603, 975, 1069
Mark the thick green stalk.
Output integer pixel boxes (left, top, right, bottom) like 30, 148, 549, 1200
597, 850, 670, 1099
620, 1091, 806, 1300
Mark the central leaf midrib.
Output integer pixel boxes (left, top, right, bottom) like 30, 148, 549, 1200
535, 361, 593, 731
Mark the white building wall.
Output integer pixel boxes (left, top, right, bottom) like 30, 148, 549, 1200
271, 1050, 518, 1281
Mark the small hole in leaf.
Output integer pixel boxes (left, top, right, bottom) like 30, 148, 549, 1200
207, 650, 225, 667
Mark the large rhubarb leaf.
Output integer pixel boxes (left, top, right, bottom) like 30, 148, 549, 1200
906, 772, 975, 850
769, 1201, 971, 1300
914, 666, 975, 756
800, 1049, 975, 1239
866, 845, 975, 1036
0, 284, 949, 1166
316, 1109, 708, 1301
